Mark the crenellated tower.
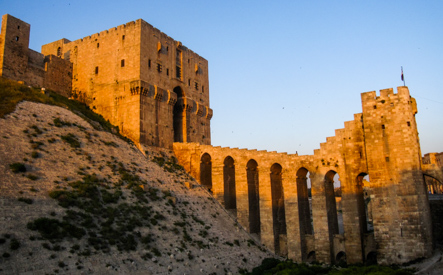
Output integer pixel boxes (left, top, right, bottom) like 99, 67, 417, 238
361, 87, 432, 264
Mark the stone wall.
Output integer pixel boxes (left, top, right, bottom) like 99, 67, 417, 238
0, 14, 71, 95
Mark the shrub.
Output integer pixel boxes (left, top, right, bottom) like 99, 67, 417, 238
30, 125, 43, 135
9, 162, 26, 173
10, 238, 20, 250
53, 117, 71, 127
18, 197, 33, 204
26, 174, 39, 181
61, 133, 81, 148
27, 217, 85, 240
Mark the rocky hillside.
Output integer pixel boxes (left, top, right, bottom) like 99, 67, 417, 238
0, 100, 273, 274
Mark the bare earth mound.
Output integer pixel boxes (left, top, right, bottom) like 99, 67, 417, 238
0, 101, 273, 274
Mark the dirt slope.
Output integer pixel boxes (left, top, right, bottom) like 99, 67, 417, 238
0, 101, 273, 275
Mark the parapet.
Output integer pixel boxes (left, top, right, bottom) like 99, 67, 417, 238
361, 86, 411, 104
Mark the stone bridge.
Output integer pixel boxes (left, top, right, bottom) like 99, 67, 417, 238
174, 87, 433, 265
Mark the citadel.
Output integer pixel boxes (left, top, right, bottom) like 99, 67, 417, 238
1, 14, 442, 265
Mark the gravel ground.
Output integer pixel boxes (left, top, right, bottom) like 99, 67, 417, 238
0, 101, 274, 275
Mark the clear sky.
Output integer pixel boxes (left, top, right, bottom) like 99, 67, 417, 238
1, 0, 442, 156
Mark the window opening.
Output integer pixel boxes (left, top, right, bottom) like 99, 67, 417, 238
95, 66, 99, 74
15, 36, 19, 41
223, 156, 237, 216
157, 63, 162, 73
176, 49, 182, 79
271, 163, 287, 256
247, 159, 260, 235
195, 82, 199, 90
297, 168, 313, 261
97, 43, 99, 48
148, 59, 151, 68
200, 153, 212, 191
57, 47, 61, 57
122, 35, 125, 40
121, 59, 125, 67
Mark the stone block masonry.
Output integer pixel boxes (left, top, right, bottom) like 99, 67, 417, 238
0, 14, 72, 96
1, 14, 212, 149
40, 18, 212, 149
1, 13, 440, 266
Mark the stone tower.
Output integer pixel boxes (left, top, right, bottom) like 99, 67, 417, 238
41, 19, 212, 149
0, 14, 31, 82
361, 87, 432, 264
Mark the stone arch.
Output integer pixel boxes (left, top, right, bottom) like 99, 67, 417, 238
223, 156, 236, 214
297, 167, 313, 261
356, 173, 370, 232
325, 170, 339, 236
356, 173, 371, 262
247, 159, 260, 236
270, 163, 287, 256
173, 86, 185, 142
336, 251, 347, 266
307, 251, 316, 263
366, 251, 377, 265
200, 153, 212, 191
423, 174, 443, 194
324, 170, 341, 263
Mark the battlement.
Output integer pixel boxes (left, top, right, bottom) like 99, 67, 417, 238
47, 18, 207, 62
361, 86, 411, 104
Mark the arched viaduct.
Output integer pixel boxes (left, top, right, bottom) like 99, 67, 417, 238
174, 87, 434, 265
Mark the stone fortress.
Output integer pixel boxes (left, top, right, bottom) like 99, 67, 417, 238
1, 14, 442, 266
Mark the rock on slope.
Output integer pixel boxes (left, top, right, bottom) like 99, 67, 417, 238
0, 101, 273, 274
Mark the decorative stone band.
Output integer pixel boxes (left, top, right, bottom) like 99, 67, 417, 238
206, 107, 213, 120
167, 90, 177, 106
154, 86, 164, 101
129, 80, 176, 106
196, 103, 206, 117
194, 103, 213, 120
129, 79, 211, 119
175, 97, 196, 113
130, 80, 153, 96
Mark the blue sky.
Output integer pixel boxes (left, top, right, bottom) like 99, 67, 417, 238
1, 0, 442, 155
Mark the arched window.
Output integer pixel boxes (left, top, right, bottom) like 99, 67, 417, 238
297, 167, 313, 261
356, 173, 370, 233
247, 159, 260, 235
270, 163, 286, 255
223, 156, 236, 214
173, 86, 185, 142
200, 153, 212, 191
325, 171, 339, 236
